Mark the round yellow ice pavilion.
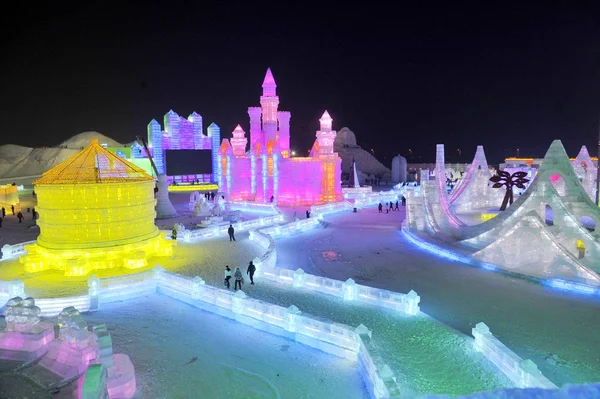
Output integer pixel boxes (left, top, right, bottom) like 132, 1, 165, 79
21, 139, 173, 276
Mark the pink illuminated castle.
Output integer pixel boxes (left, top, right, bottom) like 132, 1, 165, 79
217, 68, 342, 206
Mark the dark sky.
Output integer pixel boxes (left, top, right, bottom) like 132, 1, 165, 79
1, 2, 599, 165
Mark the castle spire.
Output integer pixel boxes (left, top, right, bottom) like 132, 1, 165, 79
262, 68, 277, 96
319, 110, 333, 132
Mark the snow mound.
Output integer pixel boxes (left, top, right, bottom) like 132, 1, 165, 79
334, 127, 391, 178
336, 127, 358, 147
59, 131, 123, 149
0, 132, 123, 181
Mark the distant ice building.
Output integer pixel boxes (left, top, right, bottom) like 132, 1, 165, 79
392, 155, 407, 183
218, 69, 343, 206
146, 110, 220, 183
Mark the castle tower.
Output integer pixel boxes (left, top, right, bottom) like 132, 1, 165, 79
277, 111, 291, 157
260, 68, 279, 145
188, 112, 203, 150
230, 125, 248, 157
207, 123, 221, 183
147, 119, 164, 175
316, 111, 336, 155
164, 110, 180, 150
248, 107, 262, 152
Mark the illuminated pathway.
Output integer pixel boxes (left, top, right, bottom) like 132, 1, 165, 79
165, 214, 514, 396
273, 206, 600, 387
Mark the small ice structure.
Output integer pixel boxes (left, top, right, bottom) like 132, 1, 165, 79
0, 297, 54, 365
189, 191, 201, 211
571, 145, 597, 202
22, 306, 136, 398
449, 145, 504, 213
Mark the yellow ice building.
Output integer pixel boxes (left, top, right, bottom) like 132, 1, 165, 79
20, 139, 173, 276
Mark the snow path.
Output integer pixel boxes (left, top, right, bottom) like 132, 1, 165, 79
81, 295, 368, 399
274, 207, 600, 388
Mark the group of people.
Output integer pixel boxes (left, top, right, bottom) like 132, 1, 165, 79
224, 261, 256, 290
0, 205, 33, 227
378, 196, 406, 213
204, 192, 216, 201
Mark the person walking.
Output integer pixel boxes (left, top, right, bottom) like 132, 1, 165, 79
385, 204, 389, 213
247, 261, 256, 285
0, 216, 3, 228
171, 227, 178, 240
378, 203, 383, 213
395, 201, 399, 211
228, 224, 236, 242
306, 210, 310, 219
401, 195, 406, 206
11, 205, 15, 215
234, 267, 244, 290
224, 266, 232, 289
17, 211, 23, 223
1, 207, 5, 217
389, 201, 394, 211
32, 207, 36, 220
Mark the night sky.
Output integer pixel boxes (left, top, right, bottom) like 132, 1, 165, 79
2, 2, 599, 165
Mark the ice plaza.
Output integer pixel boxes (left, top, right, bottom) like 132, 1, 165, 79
1, 70, 600, 398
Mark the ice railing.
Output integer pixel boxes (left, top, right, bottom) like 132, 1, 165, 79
354, 192, 400, 209
342, 186, 373, 198
1, 240, 36, 260
249, 211, 421, 316
179, 213, 285, 243
0, 265, 400, 398
228, 201, 280, 214
150, 266, 399, 398
472, 322, 556, 389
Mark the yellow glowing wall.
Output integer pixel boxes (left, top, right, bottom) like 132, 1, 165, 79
35, 181, 158, 249
0, 184, 19, 209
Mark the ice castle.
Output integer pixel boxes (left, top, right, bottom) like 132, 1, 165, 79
217, 68, 343, 206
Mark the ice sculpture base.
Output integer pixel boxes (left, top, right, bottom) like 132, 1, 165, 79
106, 353, 136, 398
23, 338, 99, 388
0, 321, 54, 367
20, 233, 173, 277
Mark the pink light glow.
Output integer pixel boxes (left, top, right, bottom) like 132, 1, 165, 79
219, 70, 342, 206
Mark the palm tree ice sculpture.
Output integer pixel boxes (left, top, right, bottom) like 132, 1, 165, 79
489, 171, 529, 211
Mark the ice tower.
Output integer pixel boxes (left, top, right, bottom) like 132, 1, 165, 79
218, 69, 342, 206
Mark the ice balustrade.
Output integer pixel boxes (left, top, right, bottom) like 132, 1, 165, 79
354, 192, 400, 209
0, 263, 400, 398
250, 225, 421, 315
179, 212, 285, 243
150, 268, 395, 397
356, 324, 401, 398
228, 201, 280, 213
1, 240, 36, 260
0, 279, 25, 301
342, 186, 374, 198
472, 323, 557, 389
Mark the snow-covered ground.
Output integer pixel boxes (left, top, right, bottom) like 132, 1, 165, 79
2, 190, 600, 397
273, 207, 600, 388
0, 295, 366, 399
84, 295, 367, 399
